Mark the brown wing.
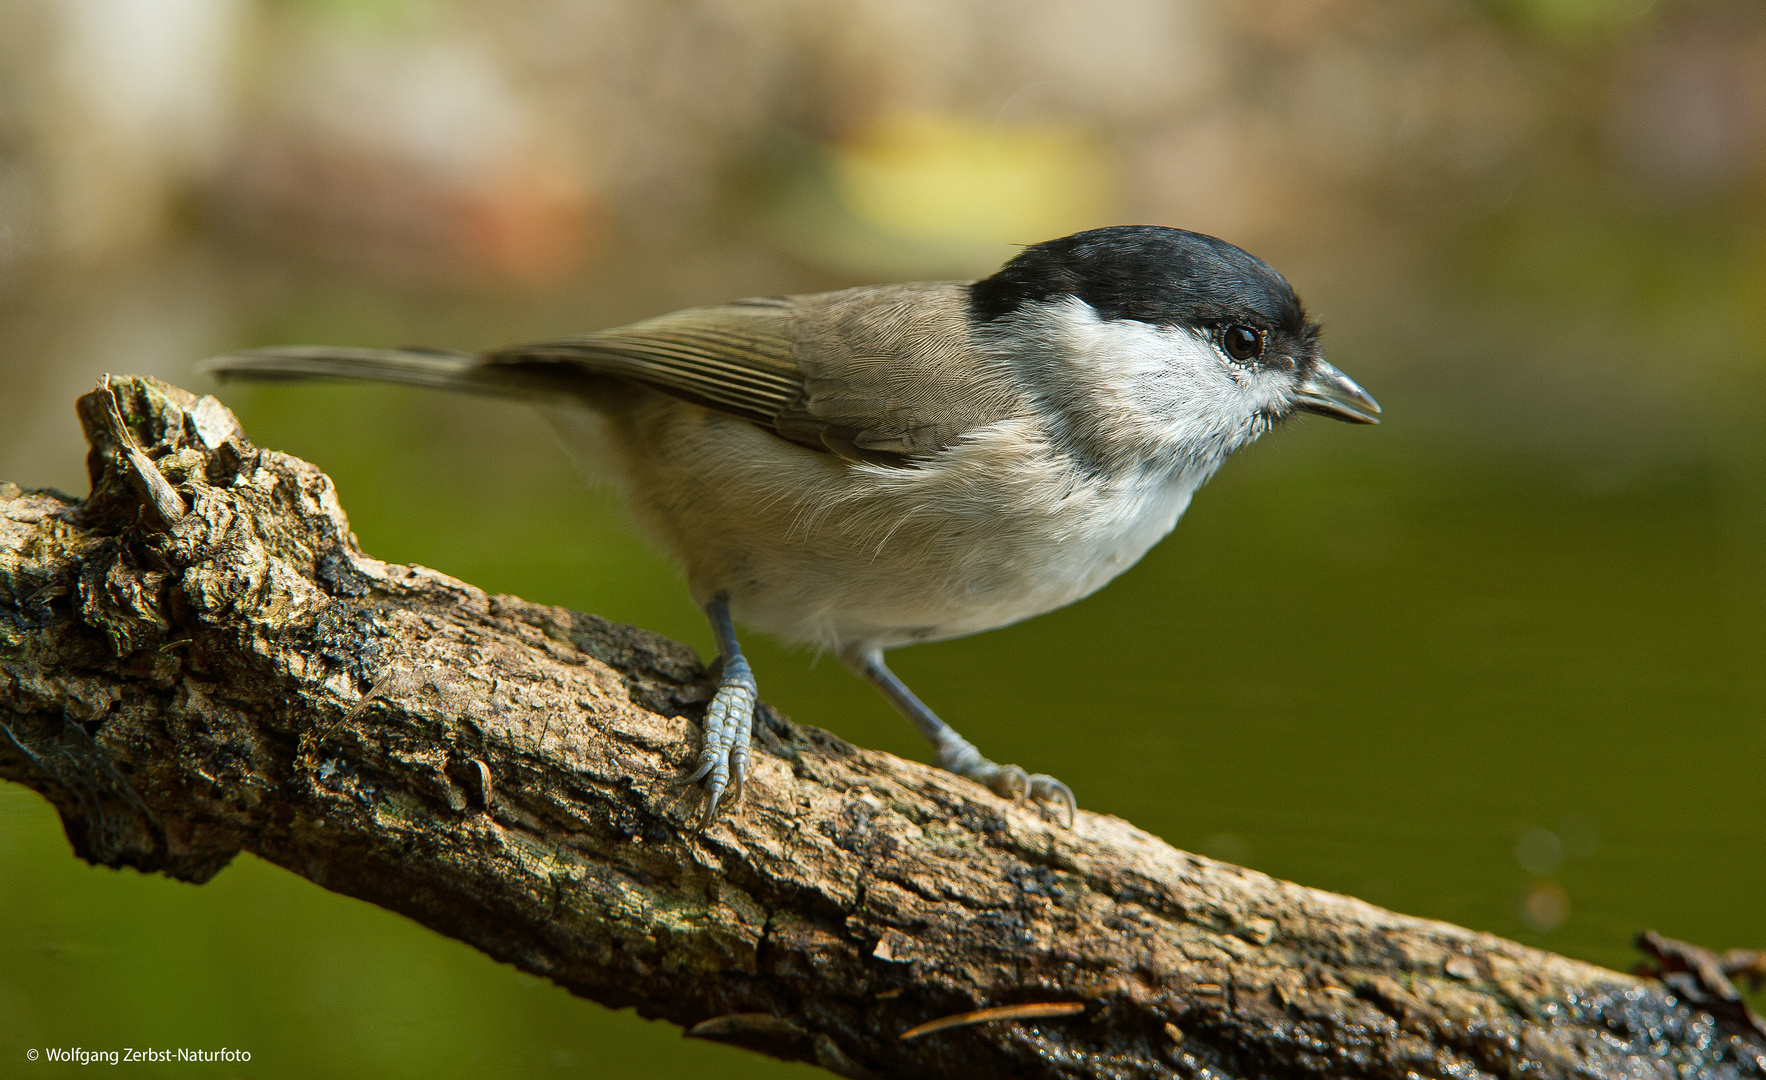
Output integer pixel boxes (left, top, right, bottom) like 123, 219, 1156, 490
778, 283, 1022, 463
485, 284, 1021, 466
484, 297, 802, 428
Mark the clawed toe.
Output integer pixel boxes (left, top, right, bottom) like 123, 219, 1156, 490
1028, 773, 1076, 828
684, 656, 758, 828
982, 765, 1076, 827
982, 763, 1029, 800
937, 746, 1077, 827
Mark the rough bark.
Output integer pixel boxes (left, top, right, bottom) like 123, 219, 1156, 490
1, 375, 1760, 1080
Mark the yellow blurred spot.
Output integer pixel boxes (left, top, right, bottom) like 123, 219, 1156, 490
762, 110, 1120, 277
834, 111, 1116, 252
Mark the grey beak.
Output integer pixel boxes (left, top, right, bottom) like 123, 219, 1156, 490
1295, 360, 1381, 424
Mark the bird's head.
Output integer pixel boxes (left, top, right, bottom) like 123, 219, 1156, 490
970, 225, 1379, 470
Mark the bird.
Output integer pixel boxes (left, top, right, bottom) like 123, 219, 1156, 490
199, 225, 1379, 829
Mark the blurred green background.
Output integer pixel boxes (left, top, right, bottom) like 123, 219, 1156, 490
2, 0, 1764, 1076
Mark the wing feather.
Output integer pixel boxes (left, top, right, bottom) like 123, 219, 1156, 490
483, 284, 1021, 466
485, 302, 802, 427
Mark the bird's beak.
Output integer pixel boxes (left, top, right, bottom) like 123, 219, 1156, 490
1295, 360, 1381, 424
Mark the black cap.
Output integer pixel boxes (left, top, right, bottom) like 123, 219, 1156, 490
969, 225, 1311, 340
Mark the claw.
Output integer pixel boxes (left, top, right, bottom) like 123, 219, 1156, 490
697, 782, 725, 831
727, 747, 749, 805
1028, 773, 1076, 828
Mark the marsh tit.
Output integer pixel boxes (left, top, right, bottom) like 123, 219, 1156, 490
200, 225, 1379, 828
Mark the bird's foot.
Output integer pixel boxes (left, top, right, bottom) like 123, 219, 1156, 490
683, 655, 757, 828
935, 736, 1076, 828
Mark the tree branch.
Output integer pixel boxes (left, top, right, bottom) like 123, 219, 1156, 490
2, 375, 1760, 1080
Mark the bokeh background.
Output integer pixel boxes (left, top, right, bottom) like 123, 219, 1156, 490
2, 0, 1764, 1076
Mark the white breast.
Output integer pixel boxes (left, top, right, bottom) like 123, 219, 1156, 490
813, 415, 1210, 648
571, 396, 1215, 652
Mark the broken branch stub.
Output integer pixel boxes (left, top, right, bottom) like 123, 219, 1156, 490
1, 376, 1762, 1080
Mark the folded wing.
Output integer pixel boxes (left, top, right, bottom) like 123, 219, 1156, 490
205, 284, 1023, 468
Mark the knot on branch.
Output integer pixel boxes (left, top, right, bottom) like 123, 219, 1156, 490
4, 376, 373, 879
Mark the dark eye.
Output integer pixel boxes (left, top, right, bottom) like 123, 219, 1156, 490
1222, 325, 1264, 362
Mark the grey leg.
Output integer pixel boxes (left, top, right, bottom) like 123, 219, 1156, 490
684, 595, 757, 827
842, 646, 1075, 827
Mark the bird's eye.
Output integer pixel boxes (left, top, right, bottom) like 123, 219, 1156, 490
1222, 325, 1264, 362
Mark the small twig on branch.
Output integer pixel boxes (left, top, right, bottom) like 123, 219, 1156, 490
2, 376, 1763, 1080
899, 1001, 1088, 1041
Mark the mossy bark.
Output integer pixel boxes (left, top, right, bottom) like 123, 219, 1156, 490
1, 376, 1761, 1080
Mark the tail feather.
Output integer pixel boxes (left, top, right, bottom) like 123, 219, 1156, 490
197, 346, 561, 401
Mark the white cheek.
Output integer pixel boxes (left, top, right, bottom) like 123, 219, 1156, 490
1052, 302, 1283, 444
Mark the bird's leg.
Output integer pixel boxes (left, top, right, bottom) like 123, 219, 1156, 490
684, 594, 757, 827
842, 646, 1075, 827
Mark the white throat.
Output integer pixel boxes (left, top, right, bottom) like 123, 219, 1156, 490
990, 296, 1288, 481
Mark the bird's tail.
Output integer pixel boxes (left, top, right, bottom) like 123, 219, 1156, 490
196, 346, 561, 402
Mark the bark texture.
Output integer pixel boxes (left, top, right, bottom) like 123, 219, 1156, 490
2, 376, 1761, 1080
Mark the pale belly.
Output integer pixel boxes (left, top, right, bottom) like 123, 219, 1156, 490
826, 477, 1197, 647
556, 398, 1208, 652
